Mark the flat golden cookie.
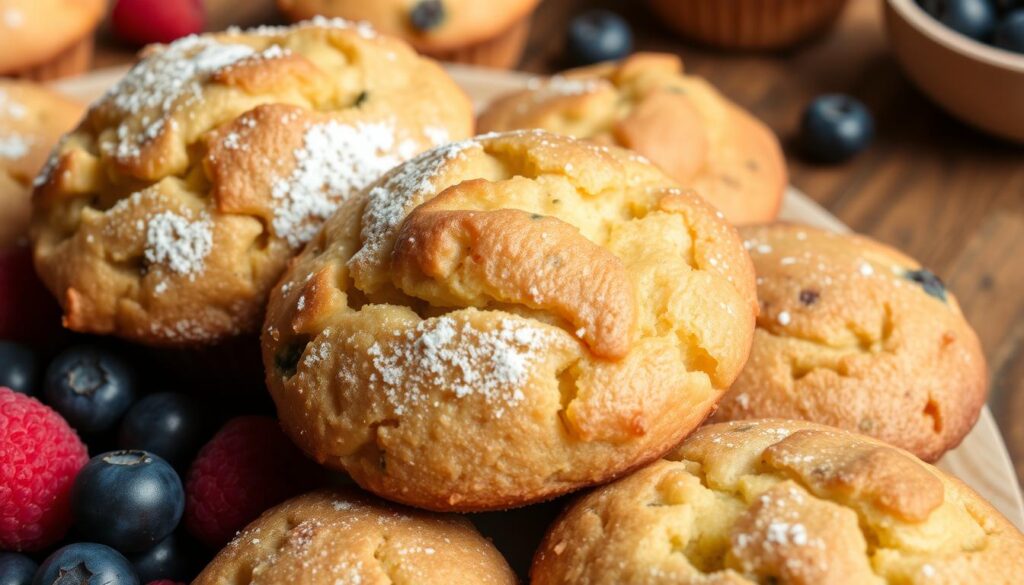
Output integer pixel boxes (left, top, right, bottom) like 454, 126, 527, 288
713, 224, 986, 462
532, 419, 1024, 585
262, 130, 757, 511
0, 80, 82, 248
478, 53, 787, 225
31, 19, 473, 347
194, 489, 516, 585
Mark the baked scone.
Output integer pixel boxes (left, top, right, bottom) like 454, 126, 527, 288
277, 0, 541, 69
1, 80, 83, 248
31, 19, 474, 347
262, 129, 758, 511
713, 224, 986, 462
0, 0, 104, 80
532, 419, 1024, 585
194, 489, 517, 585
477, 53, 787, 225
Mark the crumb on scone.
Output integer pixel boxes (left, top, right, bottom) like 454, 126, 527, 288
30, 18, 473, 347
193, 489, 517, 585
532, 419, 1024, 585
261, 130, 758, 511
477, 52, 787, 225
713, 224, 986, 462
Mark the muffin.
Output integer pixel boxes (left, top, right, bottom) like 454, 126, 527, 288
1, 80, 83, 248
713, 224, 986, 462
646, 0, 850, 50
276, 0, 541, 69
477, 53, 787, 225
532, 419, 1024, 584
31, 19, 474, 347
0, 0, 104, 79
262, 130, 758, 512
194, 489, 517, 585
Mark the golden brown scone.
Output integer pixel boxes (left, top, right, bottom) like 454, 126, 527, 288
262, 130, 757, 512
194, 489, 517, 585
712, 224, 986, 462
477, 53, 787, 225
0, 0, 104, 79
31, 19, 473, 347
0, 80, 83, 248
532, 419, 1024, 585
277, 0, 541, 68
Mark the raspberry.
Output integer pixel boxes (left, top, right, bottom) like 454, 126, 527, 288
0, 247, 63, 346
184, 416, 322, 548
0, 387, 88, 551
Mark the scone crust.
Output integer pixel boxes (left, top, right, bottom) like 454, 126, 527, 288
0, 0, 103, 74
713, 224, 987, 462
532, 419, 1024, 585
477, 53, 787, 225
31, 20, 473, 347
194, 489, 517, 585
1, 80, 83, 247
277, 0, 541, 53
261, 130, 757, 511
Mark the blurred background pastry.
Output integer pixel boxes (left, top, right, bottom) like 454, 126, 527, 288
0, 0, 105, 79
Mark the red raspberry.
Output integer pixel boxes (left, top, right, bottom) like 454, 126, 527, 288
0, 387, 88, 551
0, 247, 63, 346
111, 0, 204, 46
184, 416, 322, 548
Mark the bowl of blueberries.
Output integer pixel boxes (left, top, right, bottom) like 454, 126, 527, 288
884, 0, 1024, 142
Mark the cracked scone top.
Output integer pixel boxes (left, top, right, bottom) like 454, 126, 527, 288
713, 224, 986, 462
30, 19, 473, 346
477, 53, 787, 225
193, 489, 516, 585
0, 80, 83, 248
262, 130, 758, 511
532, 420, 1024, 585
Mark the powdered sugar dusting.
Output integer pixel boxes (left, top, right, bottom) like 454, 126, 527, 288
99, 36, 290, 160
348, 139, 477, 271
144, 211, 214, 279
0, 134, 30, 160
271, 119, 408, 247
0, 89, 27, 120
367, 315, 553, 418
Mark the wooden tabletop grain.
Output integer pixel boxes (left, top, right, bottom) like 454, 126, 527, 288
91, 0, 1024, 487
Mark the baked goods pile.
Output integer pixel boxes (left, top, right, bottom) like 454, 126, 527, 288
2, 16, 1019, 585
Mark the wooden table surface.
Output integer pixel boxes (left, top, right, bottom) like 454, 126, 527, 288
91, 0, 1024, 486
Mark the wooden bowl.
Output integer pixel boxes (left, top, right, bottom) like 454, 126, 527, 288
884, 0, 1024, 143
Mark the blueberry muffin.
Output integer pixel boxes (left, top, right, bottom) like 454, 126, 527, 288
31, 19, 473, 347
261, 130, 757, 511
1, 80, 83, 248
194, 489, 517, 585
713, 224, 986, 462
0, 0, 104, 79
277, 0, 541, 69
478, 53, 787, 225
533, 419, 1024, 584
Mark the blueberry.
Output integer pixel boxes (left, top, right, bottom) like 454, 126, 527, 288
32, 543, 138, 585
126, 534, 197, 583
800, 94, 875, 163
44, 346, 136, 434
0, 553, 37, 585
409, 0, 445, 32
72, 451, 185, 553
994, 9, 1024, 52
567, 10, 633, 66
118, 393, 207, 468
0, 341, 38, 395
920, 0, 998, 40
904, 268, 948, 301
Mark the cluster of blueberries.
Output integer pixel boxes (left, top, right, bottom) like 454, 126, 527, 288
0, 342, 212, 585
920, 0, 1024, 52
